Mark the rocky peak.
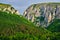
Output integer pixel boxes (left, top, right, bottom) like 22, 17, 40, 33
0, 3, 20, 15
23, 3, 60, 27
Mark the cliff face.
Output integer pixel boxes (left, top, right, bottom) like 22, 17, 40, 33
0, 3, 20, 15
23, 3, 60, 27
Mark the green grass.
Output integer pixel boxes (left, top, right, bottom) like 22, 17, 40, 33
0, 11, 53, 40
0, 11, 60, 40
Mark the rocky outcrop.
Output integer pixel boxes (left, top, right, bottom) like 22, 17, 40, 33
0, 3, 20, 15
23, 3, 60, 27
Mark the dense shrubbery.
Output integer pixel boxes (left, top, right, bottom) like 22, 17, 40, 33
47, 19, 60, 32
0, 11, 60, 40
46, 19, 60, 40
0, 33, 56, 40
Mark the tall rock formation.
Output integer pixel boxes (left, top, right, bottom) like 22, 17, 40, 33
0, 3, 20, 15
23, 3, 60, 27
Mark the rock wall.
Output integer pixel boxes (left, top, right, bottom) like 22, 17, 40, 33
0, 3, 20, 15
23, 3, 60, 27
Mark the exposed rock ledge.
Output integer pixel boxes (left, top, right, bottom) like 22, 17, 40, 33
23, 3, 60, 27
0, 3, 20, 15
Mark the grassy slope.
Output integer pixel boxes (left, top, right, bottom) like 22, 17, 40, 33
0, 11, 60, 40
0, 11, 52, 40
0, 11, 37, 35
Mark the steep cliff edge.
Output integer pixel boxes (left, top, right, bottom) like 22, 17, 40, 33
0, 3, 20, 15
23, 3, 60, 27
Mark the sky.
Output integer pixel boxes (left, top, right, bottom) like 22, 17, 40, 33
0, 0, 60, 15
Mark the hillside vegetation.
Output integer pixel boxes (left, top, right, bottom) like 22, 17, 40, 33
47, 19, 60, 32
0, 11, 54, 40
0, 11, 60, 40
0, 3, 60, 40
46, 19, 60, 40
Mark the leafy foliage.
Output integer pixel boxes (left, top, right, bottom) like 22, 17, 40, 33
0, 11, 60, 40
47, 19, 60, 32
0, 11, 52, 40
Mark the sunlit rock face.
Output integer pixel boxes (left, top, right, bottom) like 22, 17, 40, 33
23, 3, 60, 27
0, 3, 20, 15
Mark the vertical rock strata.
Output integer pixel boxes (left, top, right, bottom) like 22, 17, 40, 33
24, 3, 60, 27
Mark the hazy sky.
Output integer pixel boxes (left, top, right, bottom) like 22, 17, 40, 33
0, 0, 60, 14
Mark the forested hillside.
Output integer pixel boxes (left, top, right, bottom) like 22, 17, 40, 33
47, 19, 60, 32
0, 11, 53, 40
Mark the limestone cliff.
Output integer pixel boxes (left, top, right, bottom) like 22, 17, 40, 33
0, 3, 20, 15
23, 3, 60, 27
